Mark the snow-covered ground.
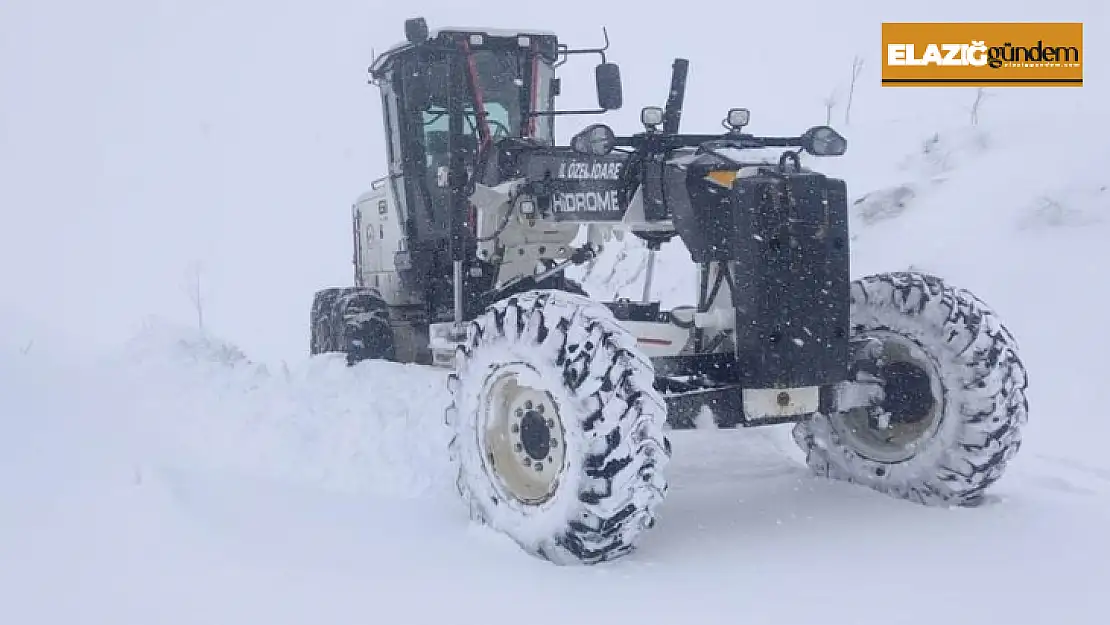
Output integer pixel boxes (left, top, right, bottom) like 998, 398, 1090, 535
3, 1, 1109, 623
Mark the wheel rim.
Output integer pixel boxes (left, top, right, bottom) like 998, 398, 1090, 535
477, 363, 567, 505
832, 330, 946, 464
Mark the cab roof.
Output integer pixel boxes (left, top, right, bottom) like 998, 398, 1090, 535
369, 26, 560, 78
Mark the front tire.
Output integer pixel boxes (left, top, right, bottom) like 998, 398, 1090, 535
446, 290, 671, 565
792, 272, 1029, 506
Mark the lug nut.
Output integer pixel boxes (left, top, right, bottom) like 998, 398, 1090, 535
534, 462, 543, 472
545, 418, 554, 428
550, 438, 558, 448
537, 404, 545, 414
523, 457, 532, 467
514, 443, 523, 452
511, 423, 519, 433
515, 408, 523, 418
525, 400, 533, 410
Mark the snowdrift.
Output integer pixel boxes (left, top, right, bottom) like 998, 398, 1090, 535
118, 321, 458, 499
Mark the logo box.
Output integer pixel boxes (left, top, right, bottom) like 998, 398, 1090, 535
881, 22, 1083, 87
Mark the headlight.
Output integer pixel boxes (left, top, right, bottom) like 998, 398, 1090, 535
641, 106, 664, 127
726, 108, 750, 129
570, 123, 616, 156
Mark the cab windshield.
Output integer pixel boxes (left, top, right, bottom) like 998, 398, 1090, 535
412, 46, 548, 154
395, 44, 552, 236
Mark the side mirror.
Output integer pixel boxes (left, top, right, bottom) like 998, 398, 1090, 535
801, 125, 848, 156
570, 124, 617, 156
595, 63, 623, 110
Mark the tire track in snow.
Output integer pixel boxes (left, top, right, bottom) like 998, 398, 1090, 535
1019, 453, 1110, 498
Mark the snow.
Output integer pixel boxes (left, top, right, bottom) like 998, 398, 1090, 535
4, 320, 1108, 624
3, 0, 1110, 623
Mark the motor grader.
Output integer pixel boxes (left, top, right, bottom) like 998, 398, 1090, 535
310, 18, 1029, 565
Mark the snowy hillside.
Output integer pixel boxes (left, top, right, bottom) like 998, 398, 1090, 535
3, 0, 1110, 623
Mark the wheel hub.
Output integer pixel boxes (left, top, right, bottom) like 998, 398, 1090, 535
832, 330, 946, 464
519, 407, 553, 460
879, 360, 934, 425
478, 364, 567, 505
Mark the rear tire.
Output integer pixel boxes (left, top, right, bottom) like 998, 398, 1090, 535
792, 272, 1029, 506
446, 289, 671, 565
309, 286, 395, 364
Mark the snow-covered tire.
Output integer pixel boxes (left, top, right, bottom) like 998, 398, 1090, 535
309, 286, 394, 364
310, 287, 345, 354
446, 289, 671, 565
792, 272, 1029, 506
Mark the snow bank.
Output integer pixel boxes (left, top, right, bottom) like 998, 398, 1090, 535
107, 319, 456, 499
